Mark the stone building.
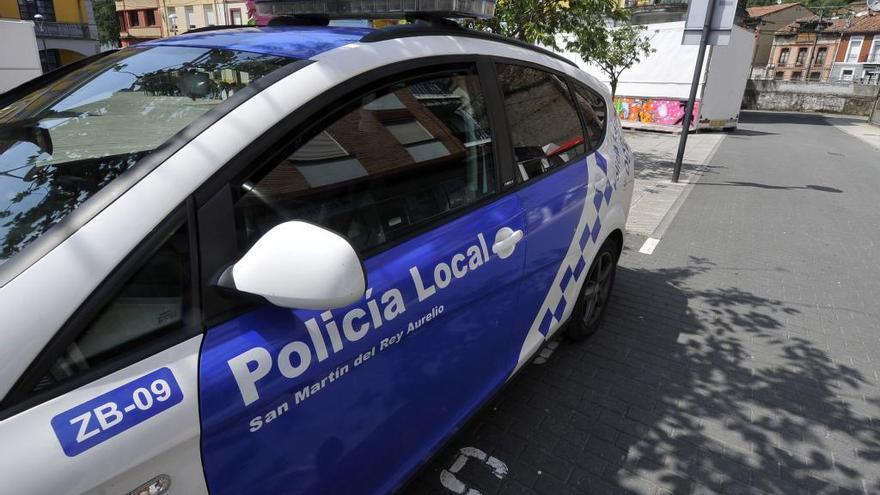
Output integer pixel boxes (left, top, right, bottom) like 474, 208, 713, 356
746, 2, 815, 78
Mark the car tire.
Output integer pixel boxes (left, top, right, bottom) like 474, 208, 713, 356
566, 240, 619, 341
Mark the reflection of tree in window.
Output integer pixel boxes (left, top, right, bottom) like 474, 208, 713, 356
0, 47, 289, 265
235, 70, 497, 254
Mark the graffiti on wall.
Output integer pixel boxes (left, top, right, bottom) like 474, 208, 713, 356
614, 97, 700, 128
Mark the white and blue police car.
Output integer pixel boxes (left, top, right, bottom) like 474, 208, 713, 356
0, 1, 633, 492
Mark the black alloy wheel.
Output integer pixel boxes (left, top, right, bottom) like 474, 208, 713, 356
567, 241, 618, 341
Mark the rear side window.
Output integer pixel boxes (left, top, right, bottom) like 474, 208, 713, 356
571, 82, 607, 150
496, 64, 585, 182
234, 66, 496, 254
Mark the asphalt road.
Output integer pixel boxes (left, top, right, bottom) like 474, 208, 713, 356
403, 111, 880, 495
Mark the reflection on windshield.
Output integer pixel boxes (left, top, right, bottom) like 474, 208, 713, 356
0, 46, 290, 266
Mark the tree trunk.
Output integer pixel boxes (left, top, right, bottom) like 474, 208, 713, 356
610, 77, 617, 99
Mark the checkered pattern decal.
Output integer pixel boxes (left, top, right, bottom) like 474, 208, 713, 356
536, 151, 610, 337
513, 116, 634, 371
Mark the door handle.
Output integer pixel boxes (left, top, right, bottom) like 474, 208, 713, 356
492, 227, 523, 259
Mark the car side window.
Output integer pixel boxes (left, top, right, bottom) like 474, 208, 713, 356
496, 63, 586, 182
233, 66, 496, 254
572, 82, 607, 150
28, 224, 194, 396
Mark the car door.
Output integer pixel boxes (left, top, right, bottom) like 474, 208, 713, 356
0, 210, 209, 495
491, 62, 611, 368
195, 60, 527, 495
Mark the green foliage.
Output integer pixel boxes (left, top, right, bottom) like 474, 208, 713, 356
93, 0, 120, 46
463, 0, 625, 49
567, 22, 655, 96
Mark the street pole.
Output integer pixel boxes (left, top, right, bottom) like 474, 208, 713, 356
672, 0, 716, 183
803, 10, 824, 81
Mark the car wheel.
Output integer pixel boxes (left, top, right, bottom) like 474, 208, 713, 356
566, 241, 618, 341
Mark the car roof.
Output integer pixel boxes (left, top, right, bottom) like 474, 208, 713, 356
141, 26, 375, 59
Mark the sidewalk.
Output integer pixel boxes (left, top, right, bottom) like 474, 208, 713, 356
624, 131, 725, 238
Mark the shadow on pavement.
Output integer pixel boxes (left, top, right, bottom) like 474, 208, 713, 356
403, 258, 878, 494
695, 181, 843, 193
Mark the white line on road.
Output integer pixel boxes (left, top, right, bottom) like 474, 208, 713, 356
639, 237, 660, 255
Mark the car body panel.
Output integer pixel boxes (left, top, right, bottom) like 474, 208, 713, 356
0, 337, 207, 495
199, 194, 527, 495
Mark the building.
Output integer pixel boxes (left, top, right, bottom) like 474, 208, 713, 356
767, 16, 844, 81
830, 14, 880, 83
768, 10, 880, 83
746, 2, 814, 76
115, 0, 162, 45
0, 0, 100, 72
160, 0, 249, 36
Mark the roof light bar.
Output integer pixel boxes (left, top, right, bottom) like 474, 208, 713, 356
255, 0, 496, 19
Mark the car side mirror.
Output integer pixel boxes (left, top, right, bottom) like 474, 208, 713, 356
217, 221, 366, 310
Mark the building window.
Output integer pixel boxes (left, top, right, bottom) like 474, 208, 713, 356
774, 71, 785, 80
845, 36, 863, 63
230, 8, 242, 25
185, 6, 196, 29
869, 39, 880, 63
17, 0, 55, 21
145, 9, 156, 26
790, 71, 802, 80
841, 69, 854, 82
128, 10, 140, 27
814, 47, 827, 65
204, 5, 215, 25
795, 48, 808, 65
809, 72, 821, 81
778, 48, 790, 64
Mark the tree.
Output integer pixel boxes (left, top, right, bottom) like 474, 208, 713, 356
92, 0, 120, 47
567, 23, 655, 97
464, 0, 624, 50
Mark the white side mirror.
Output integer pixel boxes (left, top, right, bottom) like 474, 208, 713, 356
218, 221, 365, 310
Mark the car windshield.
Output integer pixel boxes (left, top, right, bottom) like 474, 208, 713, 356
0, 46, 291, 266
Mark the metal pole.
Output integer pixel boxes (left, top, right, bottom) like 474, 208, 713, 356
672, 0, 716, 183
803, 10, 823, 81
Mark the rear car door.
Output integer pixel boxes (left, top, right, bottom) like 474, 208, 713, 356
491, 62, 610, 366
195, 60, 527, 495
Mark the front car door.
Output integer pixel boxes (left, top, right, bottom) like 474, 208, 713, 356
195, 59, 527, 495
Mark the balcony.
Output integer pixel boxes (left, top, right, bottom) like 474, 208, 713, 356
34, 21, 98, 40
115, 0, 158, 9
624, 0, 689, 12
123, 25, 161, 38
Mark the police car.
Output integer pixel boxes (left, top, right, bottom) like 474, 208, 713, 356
0, 1, 633, 492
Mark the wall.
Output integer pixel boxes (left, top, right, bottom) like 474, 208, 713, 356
0, 20, 41, 92
560, 21, 710, 100
615, 97, 700, 128
743, 79, 880, 115
54, 0, 87, 23
0, 0, 20, 18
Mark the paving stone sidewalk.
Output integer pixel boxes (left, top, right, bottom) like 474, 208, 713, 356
624, 131, 724, 237
403, 111, 880, 494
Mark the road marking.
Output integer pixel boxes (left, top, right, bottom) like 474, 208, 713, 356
639, 237, 660, 255
440, 446, 508, 494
